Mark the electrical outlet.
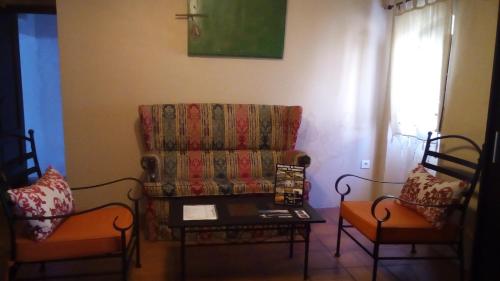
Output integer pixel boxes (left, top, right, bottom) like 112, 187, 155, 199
361, 160, 370, 169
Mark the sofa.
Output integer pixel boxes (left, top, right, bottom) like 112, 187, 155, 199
138, 103, 311, 240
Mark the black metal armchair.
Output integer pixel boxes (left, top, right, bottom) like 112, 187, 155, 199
0, 130, 143, 281
334, 132, 482, 281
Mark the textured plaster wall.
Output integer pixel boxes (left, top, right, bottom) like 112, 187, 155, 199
57, 0, 392, 209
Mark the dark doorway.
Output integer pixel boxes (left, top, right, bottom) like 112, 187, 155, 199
17, 13, 65, 175
0, 6, 65, 177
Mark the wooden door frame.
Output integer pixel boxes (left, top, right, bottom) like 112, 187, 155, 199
471, 5, 500, 281
0, 11, 23, 136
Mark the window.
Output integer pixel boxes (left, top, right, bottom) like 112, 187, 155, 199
389, 1, 452, 139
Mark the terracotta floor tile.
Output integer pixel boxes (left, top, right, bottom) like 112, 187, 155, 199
385, 261, 461, 281
294, 239, 330, 253
308, 250, 340, 270
335, 250, 374, 268
264, 272, 305, 281
318, 231, 370, 253
378, 244, 438, 267
309, 268, 354, 281
345, 266, 398, 281
317, 208, 340, 224
311, 222, 338, 236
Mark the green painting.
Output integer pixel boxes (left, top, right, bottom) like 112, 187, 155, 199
187, 0, 287, 58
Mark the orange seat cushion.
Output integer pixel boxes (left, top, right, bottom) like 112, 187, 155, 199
16, 206, 133, 262
340, 201, 457, 244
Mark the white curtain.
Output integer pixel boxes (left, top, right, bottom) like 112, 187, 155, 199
389, 0, 452, 140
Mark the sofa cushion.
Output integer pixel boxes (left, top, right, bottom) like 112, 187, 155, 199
155, 149, 306, 182
145, 178, 275, 197
139, 104, 302, 151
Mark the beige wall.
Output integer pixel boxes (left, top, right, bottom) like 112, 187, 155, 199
441, 0, 498, 145
57, 0, 392, 209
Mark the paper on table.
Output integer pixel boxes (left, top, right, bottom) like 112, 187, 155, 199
183, 204, 218, 221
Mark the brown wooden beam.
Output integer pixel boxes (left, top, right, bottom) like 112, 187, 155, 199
0, 0, 56, 14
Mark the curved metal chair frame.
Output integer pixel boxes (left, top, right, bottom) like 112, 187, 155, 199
0, 130, 143, 281
334, 132, 482, 281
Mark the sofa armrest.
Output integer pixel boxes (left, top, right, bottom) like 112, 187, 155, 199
141, 153, 161, 182
283, 150, 311, 168
142, 180, 178, 197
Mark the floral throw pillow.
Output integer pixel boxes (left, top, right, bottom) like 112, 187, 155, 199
399, 164, 467, 228
7, 167, 75, 240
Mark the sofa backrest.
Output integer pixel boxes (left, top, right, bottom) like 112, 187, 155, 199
157, 150, 299, 181
139, 104, 302, 151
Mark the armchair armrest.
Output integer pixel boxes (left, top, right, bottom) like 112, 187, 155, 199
71, 177, 144, 202
283, 150, 311, 168
370, 194, 462, 223
334, 174, 404, 199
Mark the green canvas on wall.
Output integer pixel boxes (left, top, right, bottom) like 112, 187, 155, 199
187, 0, 287, 58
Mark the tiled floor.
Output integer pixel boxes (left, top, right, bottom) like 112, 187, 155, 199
8, 208, 461, 281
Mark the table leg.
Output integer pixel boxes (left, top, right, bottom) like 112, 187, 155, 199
289, 224, 295, 258
303, 224, 311, 280
181, 227, 186, 281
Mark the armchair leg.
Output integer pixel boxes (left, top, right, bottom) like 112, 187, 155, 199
411, 244, 417, 254
39, 262, 46, 272
121, 253, 128, 281
120, 231, 128, 281
135, 239, 142, 268
335, 216, 343, 257
134, 201, 142, 268
135, 225, 141, 268
8, 264, 18, 281
372, 242, 380, 281
458, 242, 465, 281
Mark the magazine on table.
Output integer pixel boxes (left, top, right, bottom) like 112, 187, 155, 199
258, 209, 292, 219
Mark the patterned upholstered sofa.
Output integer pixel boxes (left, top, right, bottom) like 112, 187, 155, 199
138, 104, 311, 240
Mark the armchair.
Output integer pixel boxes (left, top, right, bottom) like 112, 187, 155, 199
0, 130, 142, 281
334, 132, 482, 281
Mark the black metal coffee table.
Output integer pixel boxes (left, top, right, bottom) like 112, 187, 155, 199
168, 195, 326, 280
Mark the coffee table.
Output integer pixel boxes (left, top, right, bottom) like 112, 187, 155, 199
168, 195, 326, 280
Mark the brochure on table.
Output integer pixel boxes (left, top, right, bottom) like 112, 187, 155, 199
183, 204, 218, 221
274, 164, 305, 206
